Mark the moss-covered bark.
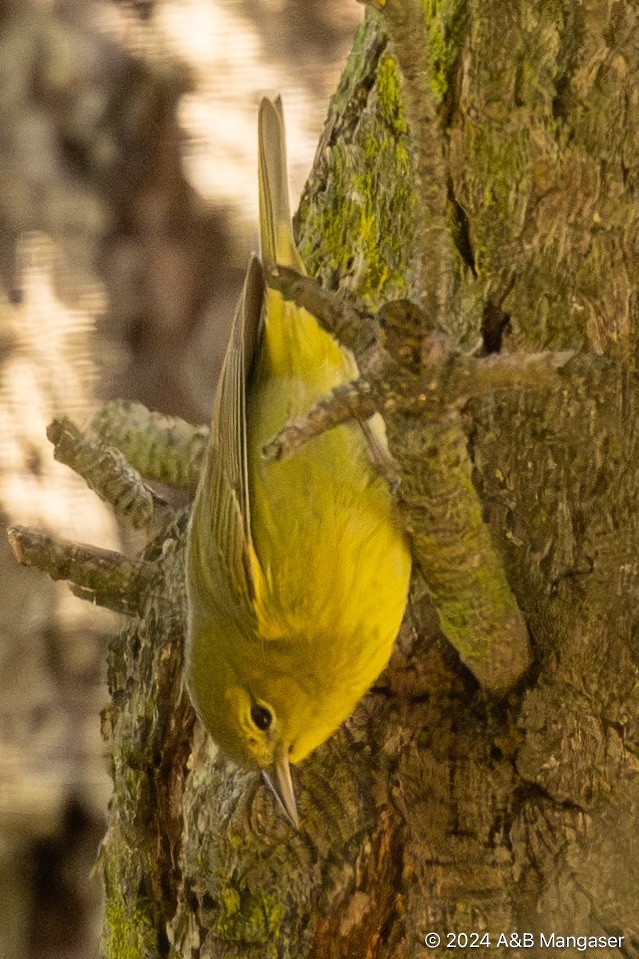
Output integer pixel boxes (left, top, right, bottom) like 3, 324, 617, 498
94, 1, 639, 956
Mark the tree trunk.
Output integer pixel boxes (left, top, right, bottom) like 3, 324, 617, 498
95, 2, 639, 956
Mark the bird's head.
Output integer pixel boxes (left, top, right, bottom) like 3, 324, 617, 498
210, 679, 300, 825
188, 647, 346, 827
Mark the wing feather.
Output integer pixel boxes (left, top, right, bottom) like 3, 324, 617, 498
187, 255, 264, 620
258, 97, 306, 274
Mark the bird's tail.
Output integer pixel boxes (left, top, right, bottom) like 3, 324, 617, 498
258, 97, 306, 275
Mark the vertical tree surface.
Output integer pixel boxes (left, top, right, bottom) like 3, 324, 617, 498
14, 1, 639, 956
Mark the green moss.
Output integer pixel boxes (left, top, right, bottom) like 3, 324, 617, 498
374, 56, 407, 136
102, 859, 158, 959
99, 810, 172, 959
463, 120, 531, 278
422, 0, 468, 101
298, 55, 417, 309
103, 895, 155, 959
214, 886, 285, 944
220, 885, 241, 916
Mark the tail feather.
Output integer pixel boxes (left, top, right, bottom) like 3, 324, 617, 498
258, 97, 306, 275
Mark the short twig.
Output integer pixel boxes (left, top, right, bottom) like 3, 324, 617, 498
449, 350, 577, 403
48, 417, 158, 530
7, 525, 158, 616
90, 401, 208, 490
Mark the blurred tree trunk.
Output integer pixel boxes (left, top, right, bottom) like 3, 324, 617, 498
99, 3, 639, 957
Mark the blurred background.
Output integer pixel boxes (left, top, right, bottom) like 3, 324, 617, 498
0, 1, 362, 955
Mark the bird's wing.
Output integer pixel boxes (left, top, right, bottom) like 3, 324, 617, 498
258, 96, 306, 274
187, 254, 264, 621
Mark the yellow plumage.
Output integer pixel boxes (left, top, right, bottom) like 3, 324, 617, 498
185, 97, 411, 824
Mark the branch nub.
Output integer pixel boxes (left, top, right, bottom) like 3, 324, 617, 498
90, 400, 208, 490
48, 417, 157, 530
7, 525, 158, 616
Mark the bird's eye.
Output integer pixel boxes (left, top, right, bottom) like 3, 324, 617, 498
250, 703, 273, 731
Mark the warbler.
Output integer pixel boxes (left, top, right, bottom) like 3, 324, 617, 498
185, 97, 411, 826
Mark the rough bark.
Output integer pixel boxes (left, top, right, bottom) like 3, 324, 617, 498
19, 1, 639, 956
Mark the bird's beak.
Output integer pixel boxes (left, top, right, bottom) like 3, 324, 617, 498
262, 749, 299, 828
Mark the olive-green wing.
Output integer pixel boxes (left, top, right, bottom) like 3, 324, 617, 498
258, 96, 306, 274
187, 255, 264, 620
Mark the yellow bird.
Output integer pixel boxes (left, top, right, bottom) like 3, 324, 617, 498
185, 97, 411, 825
